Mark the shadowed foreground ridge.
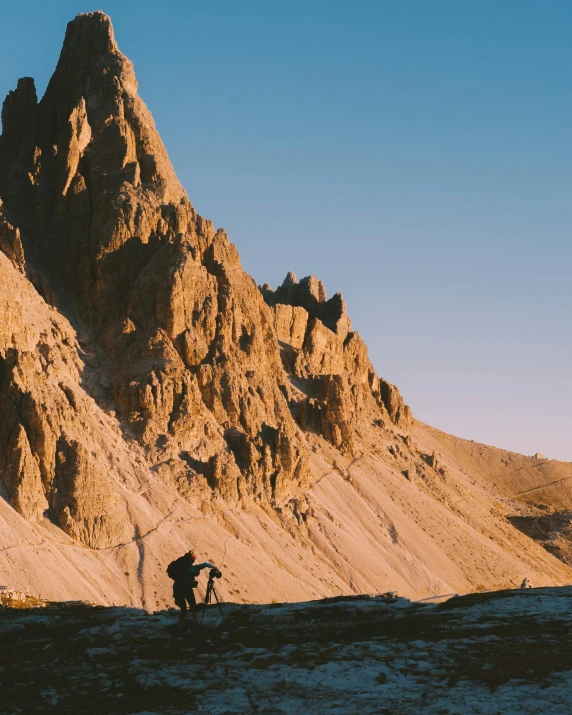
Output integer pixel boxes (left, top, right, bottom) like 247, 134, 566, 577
2, 588, 572, 713
1, 12, 572, 608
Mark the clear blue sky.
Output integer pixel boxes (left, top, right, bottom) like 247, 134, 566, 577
2, 1, 571, 460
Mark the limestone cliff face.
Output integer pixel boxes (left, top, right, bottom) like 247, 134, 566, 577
0, 12, 409, 549
262, 273, 412, 455
2, 13, 572, 608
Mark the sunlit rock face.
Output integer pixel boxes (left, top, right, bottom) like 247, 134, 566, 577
0, 11, 409, 546
1, 13, 570, 612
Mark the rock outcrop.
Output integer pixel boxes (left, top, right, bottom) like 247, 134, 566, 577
262, 272, 412, 454
0, 12, 409, 542
1, 13, 570, 609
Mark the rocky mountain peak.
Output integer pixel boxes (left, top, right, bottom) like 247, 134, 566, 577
1, 77, 37, 141
65, 11, 118, 53
41, 11, 129, 109
0, 13, 409, 561
1, 13, 571, 612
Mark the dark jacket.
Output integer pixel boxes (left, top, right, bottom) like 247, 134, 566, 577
173, 555, 215, 587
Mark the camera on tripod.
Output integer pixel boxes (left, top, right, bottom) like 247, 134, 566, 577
200, 567, 225, 625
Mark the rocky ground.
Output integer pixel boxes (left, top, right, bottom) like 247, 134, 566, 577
2, 587, 572, 714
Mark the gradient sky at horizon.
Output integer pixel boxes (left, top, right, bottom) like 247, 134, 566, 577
1, 1, 571, 460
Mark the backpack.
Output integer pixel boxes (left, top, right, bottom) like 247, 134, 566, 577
166, 556, 189, 581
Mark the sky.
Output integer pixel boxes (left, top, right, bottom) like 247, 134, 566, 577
1, 1, 571, 460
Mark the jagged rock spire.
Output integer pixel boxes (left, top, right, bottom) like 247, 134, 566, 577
0, 12, 410, 554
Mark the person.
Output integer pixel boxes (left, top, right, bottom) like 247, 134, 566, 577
168, 549, 216, 624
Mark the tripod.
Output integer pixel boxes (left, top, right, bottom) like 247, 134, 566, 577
199, 572, 225, 625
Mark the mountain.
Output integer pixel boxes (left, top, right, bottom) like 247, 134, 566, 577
0, 12, 570, 608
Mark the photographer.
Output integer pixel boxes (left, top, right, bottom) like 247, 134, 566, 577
167, 549, 218, 625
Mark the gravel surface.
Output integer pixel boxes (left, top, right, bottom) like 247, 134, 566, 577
2, 588, 572, 714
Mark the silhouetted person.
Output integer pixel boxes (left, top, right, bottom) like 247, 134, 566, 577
167, 549, 215, 624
